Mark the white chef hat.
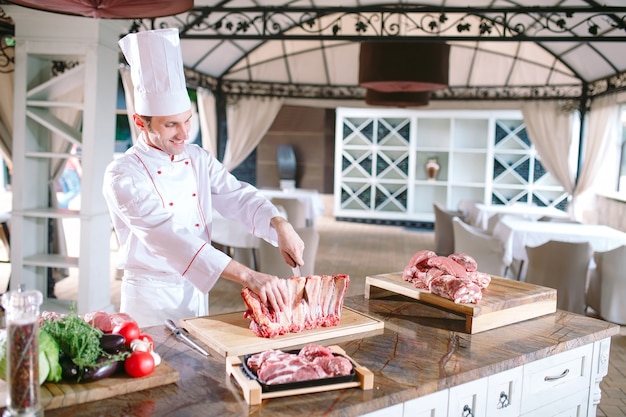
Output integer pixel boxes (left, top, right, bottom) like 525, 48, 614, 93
119, 28, 191, 117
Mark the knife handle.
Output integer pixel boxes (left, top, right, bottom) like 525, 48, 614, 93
164, 319, 181, 335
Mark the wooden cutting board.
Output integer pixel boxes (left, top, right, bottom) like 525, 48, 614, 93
365, 272, 557, 334
0, 360, 178, 411
181, 307, 384, 357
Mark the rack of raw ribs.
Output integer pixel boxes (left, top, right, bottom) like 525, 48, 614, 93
241, 274, 350, 338
402, 250, 491, 304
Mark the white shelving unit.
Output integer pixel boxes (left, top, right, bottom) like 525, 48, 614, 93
8, 7, 125, 313
334, 107, 566, 224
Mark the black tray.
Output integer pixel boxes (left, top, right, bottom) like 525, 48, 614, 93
241, 349, 356, 393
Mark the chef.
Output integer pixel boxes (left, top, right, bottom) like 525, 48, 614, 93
103, 28, 304, 327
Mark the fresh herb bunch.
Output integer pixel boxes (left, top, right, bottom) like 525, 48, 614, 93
40, 312, 105, 368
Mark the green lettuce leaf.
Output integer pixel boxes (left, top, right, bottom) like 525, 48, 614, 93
39, 329, 62, 383
0, 328, 62, 384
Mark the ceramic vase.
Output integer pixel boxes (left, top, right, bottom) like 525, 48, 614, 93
425, 157, 440, 180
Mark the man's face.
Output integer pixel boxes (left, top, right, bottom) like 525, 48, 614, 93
137, 110, 193, 156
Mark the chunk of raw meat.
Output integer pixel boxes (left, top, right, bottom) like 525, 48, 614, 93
402, 249, 436, 282
429, 275, 483, 304
426, 256, 468, 278
402, 251, 490, 304
298, 344, 335, 362
247, 344, 353, 385
449, 253, 478, 272
241, 274, 351, 338
467, 271, 491, 289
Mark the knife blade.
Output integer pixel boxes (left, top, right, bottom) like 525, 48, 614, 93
164, 319, 210, 357
291, 265, 301, 277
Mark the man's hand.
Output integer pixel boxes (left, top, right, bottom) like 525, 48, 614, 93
271, 216, 305, 268
220, 260, 288, 312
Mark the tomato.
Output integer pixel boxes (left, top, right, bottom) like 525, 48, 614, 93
124, 351, 155, 378
137, 333, 154, 349
113, 321, 140, 346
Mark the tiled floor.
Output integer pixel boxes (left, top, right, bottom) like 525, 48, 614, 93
2, 193, 624, 416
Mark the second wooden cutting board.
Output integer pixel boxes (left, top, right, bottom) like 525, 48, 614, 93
181, 307, 384, 357
365, 273, 557, 334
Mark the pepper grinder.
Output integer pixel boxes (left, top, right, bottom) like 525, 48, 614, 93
1, 288, 43, 417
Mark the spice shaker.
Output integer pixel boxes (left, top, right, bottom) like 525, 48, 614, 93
1, 289, 44, 417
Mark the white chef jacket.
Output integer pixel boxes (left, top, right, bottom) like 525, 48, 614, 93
102, 136, 283, 326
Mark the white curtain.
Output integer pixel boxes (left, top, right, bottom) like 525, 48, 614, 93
572, 94, 621, 222
223, 96, 284, 170
521, 101, 576, 197
196, 87, 218, 157
119, 65, 139, 143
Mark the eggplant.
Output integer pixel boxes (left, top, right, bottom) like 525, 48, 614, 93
100, 333, 126, 354
60, 354, 120, 383
81, 360, 119, 383
60, 354, 80, 381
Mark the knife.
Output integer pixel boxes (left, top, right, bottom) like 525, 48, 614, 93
164, 319, 210, 357
291, 265, 301, 277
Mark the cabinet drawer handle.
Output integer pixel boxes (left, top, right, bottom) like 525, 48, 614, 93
462, 404, 474, 417
497, 391, 510, 409
544, 368, 569, 381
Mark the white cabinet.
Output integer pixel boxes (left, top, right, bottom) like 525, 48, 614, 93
520, 343, 592, 415
8, 7, 123, 313
404, 389, 449, 416
448, 377, 488, 417
371, 338, 609, 417
334, 108, 567, 223
486, 366, 523, 417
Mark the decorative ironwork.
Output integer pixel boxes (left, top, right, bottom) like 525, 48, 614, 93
185, 71, 589, 101
51, 60, 80, 76
588, 71, 626, 97
135, 5, 626, 42
130, 4, 626, 101
0, 8, 14, 73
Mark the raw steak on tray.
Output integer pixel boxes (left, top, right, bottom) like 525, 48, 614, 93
245, 344, 354, 386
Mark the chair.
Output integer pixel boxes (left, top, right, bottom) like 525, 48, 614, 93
258, 227, 320, 278
456, 199, 479, 224
452, 216, 509, 277
271, 197, 307, 228
585, 245, 626, 324
433, 202, 463, 256
524, 240, 592, 315
485, 212, 505, 235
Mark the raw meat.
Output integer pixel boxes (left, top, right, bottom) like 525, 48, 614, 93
402, 249, 436, 283
449, 253, 478, 272
83, 311, 114, 333
241, 274, 350, 338
246, 344, 353, 385
426, 256, 468, 278
429, 275, 483, 304
467, 271, 491, 289
402, 251, 491, 304
40, 310, 138, 332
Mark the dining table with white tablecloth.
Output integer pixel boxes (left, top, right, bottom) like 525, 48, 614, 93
259, 188, 325, 226
492, 216, 626, 268
471, 203, 570, 230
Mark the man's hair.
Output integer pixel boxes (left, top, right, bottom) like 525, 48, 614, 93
138, 115, 152, 129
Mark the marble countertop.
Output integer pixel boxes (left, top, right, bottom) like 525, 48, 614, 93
39, 294, 619, 417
